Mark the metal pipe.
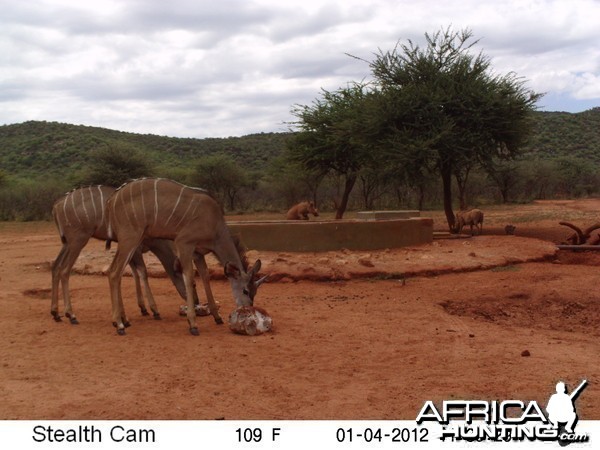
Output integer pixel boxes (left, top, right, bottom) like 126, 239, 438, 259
557, 245, 600, 251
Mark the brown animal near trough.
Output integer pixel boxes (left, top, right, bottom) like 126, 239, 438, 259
286, 201, 319, 220
51, 185, 209, 324
106, 178, 266, 336
455, 208, 484, 235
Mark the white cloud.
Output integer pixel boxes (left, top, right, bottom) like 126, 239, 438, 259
0, 0, 599, 138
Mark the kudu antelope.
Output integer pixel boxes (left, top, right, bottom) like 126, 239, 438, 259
51, 186, 207, 324
106, 178, 266, 335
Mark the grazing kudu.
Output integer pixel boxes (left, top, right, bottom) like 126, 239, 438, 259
106, 178, 266, 335
286, 201, 319, 220
51, 186, 205, 324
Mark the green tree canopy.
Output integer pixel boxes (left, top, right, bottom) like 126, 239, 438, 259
367, 27, 542, 229
191, 153, 251, 211
289, 82, 377, 218
80, 145, 154, 187
288, 27, 541, 225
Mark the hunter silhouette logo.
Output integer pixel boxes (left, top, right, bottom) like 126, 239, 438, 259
416, 379, 590, 444
546, 379, 588, 446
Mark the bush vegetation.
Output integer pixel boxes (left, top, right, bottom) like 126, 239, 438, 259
0, 106, 599, 221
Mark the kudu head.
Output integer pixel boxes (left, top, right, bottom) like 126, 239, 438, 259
224, 259, 267, 307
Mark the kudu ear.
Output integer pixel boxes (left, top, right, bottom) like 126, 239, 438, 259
250, 259, 262, 276
224, 262, 241, 279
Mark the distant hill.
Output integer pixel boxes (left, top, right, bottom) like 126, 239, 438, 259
0, 120, 292, 179
523, 108, 600, 162
1, 107, 599, 180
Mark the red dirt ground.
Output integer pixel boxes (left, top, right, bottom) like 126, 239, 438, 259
1, 199, 599, 420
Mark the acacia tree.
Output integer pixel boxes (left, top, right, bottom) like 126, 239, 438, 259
191, 153, 250, 211
289, 83, 377, 219
82, 145, 153, 187
368, 27, 542, 230
266, 157, 324, 208
485, 159, 522, 203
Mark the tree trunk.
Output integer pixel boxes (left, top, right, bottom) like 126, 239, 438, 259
441, 162, 456, 231
454, 166, 471, 210
226, 189, 236, 211
500, 186, 509, 204
335, 173, 357, 219
417, 184, 425, 211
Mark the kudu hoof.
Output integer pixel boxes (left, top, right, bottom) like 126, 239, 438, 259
117, 328, 126, 336
189, 327, 199, 336
124, 321, 132, 328
51, 312, 62, 322
65, 313, 79, 325
140, 308, 149, 316
215, 317, 224, 325
153, 313, 162, 320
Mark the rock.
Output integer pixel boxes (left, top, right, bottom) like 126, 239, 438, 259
358, 257, 374, 267
521, 350, 531, 357
229, 306, 273, 336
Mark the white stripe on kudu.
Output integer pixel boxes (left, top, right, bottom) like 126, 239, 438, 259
98, 185, 105, 224
89, 187, 97, 219
165, 186, 185, 225
153, 178, 159, 226
140, 179, 147, 221
80, 188, 89, 222
70, 192, 83, 226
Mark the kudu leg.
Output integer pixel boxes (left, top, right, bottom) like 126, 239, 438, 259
129, 260, 147, 315
193, 254, 224, 325
54, 236, 89, 324
144, 239, 201, 312
109, 237, 142, 335
130, 250, 161, 319
50, 244, 68, 321
175, 241, 199, 335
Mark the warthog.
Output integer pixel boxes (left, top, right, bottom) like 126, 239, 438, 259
455, 208, 484, 235
286, 201, 319, 220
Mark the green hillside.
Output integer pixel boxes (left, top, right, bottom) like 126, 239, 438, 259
523, 108, 600, 162
0, 120, 292, 179
0, 108, 599, 221
1, 108, 599, 181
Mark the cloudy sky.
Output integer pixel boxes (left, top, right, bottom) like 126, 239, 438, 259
1, 0, 599, 138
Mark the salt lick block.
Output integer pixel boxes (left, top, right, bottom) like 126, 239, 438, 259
228, 306, 273, 336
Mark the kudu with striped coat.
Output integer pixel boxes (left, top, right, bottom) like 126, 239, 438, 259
51, 186, 207, 324
106, 178, 265, 335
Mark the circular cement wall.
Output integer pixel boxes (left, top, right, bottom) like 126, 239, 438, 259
227, 218, 433, 252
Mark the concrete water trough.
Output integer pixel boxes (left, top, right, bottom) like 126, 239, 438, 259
355, 210, 421, 220
227, 214, 433, 252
